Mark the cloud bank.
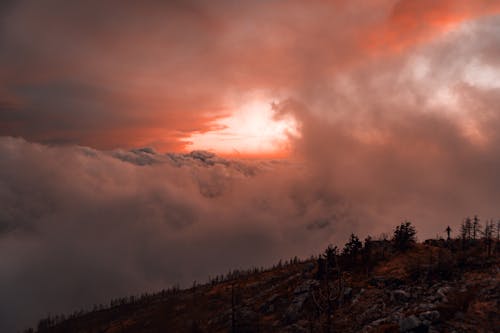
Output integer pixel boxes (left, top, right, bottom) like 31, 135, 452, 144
0, 137, 359, 331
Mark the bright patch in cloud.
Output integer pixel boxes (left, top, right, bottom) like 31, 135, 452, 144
187, 99, 298, 156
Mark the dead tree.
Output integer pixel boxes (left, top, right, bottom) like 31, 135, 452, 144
445, 226, 452, 241
231, 283, 236, 332
312, 246, 339, 333
484, 220, 494, 257
472, 215, 482, 240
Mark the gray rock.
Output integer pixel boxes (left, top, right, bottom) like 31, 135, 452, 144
369, 317, 389, 327
293, 279, 318, 295
436, 286, 451, 302
359, 304, 381, 323
285, 292, 310, 323
392, 289, 411, 302
419, 310, 440, 323
285, 323, 307, 333
416, 303, 436, 311
399, 315, 422, 332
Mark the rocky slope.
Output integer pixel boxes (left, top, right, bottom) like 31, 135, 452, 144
30, 241, 499, 333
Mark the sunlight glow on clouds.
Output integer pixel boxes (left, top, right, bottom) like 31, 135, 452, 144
187, 98, 299, 156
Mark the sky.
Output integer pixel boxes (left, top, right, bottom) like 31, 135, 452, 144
1, 0, 500, 331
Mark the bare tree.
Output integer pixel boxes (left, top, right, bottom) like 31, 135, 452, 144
312, 245, 342, 333
445, 225, 452, 241
472, 215, 482, 240
484, 220, 494, 257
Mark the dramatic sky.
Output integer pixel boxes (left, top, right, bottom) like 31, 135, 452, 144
1, 0, 500, 331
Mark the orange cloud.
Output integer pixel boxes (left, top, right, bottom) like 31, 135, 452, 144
1, 0, 499, 155
366, 0, 500, 54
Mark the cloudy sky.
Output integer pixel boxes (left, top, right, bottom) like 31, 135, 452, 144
1, 0, 500, 331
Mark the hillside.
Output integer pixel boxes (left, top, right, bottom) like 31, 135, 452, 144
29, 224, 499, 333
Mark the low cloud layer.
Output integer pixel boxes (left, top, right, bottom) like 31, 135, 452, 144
0, 138, 359, 331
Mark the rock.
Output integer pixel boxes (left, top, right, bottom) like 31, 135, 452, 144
224, 307, 259, 333
285, 323, 308, 333
421, 319, 431, 327
293, 279, 318, 295
427, 295, 437, 302
284, 280, 316, 322
284, 292, 310, 323
399, 315, 422, 332
416, 303, 436, 311
352, 288, 365, 304
362, 319, 399, 333
392, 290, 411, 302
260, 302, 275, 314
359, 304, 381, 323
344, 287, 353, 298
436, 286, 450, 302
270, 292, 280, 301
370, 317, 389, 327
418, 310, 440, 323
390, 311, 403, 322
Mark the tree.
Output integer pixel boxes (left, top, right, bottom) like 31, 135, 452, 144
484, 220, 494, 257
392, 221, 417, 251
231, 282, 239, 333
497, 220, 500, 254
362, 236, 374, 273
313, 245, 342, 333
445, 225, 452, 241
342, 233, 363, 257
472, 215, 482, 240
497, 220, 500, 241
463, 217, 472, 240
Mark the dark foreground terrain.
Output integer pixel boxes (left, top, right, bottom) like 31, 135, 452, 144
29, 223, 499, 333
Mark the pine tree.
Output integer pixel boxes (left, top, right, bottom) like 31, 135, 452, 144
393, 221, 417, 251
342, 233, 362, 257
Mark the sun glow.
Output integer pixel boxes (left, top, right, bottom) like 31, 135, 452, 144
187, 99, 298, 157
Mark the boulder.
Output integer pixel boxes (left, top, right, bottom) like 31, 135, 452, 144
285, 323, 308, 333
344, 287, 353, 298
392, 290, 411, 302
399, 315, 422, 332
293, 279, 318, 295
418, 310, 440, 323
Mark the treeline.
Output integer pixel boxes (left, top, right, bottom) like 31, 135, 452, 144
207, 255, 304, 286
29, 256, 307, 333
316, 216, 500, 280
311, 218, 499, 333
29, 288, 183, 333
